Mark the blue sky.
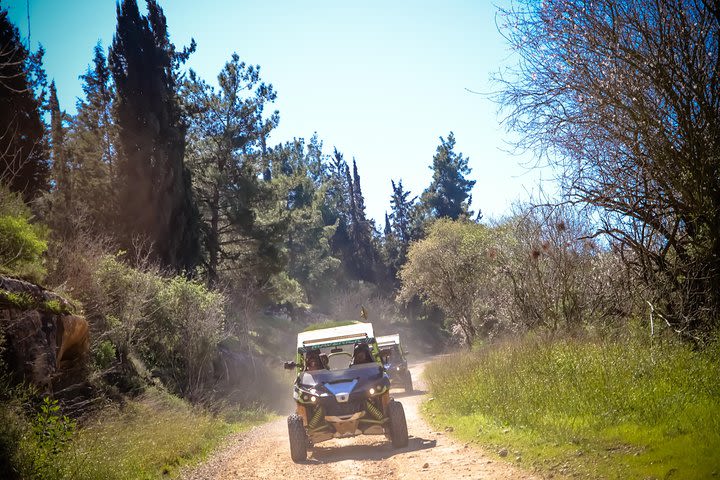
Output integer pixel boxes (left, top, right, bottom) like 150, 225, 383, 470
6, 0, 552, 224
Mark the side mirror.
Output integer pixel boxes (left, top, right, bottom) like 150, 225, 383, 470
283, 361, 297, 370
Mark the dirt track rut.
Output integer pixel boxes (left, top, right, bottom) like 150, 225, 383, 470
181, 359, 539, 479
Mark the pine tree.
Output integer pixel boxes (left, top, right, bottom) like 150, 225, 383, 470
184, 53, 280, 287
263, 138, 341, 302
0, 8, 48, 200
421, 132, 475, 220
109, 0, 199, 273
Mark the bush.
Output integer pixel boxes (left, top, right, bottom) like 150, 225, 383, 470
24, 397, 77, 480
81, 256, 226, 402
2, 388, 264, 480
0, 188, 47, 283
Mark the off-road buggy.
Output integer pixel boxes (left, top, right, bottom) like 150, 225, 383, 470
377, 334, 413, 393
283, 322, 409, 462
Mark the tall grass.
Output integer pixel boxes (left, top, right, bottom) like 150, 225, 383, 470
424, 334, 720, 479
13, 388, 269, 480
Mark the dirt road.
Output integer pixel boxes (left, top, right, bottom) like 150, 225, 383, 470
182, 359, 539, 480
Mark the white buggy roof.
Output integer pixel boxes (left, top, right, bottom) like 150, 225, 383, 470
376, 334, 400, 347
297, 322, 375, 349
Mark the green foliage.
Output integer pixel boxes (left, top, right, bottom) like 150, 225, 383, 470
0, 188, 48, 282
5, 388, 266, 480
0, 290, 74, 316
261, 138, 345, 303
0, 401, 27, 480
26, 397, 77, 480
399, 219, 494, 344
90, 256, 226, 400
424, 335, 720, 479
184, 52, 280, 288
0, 291, 34, 310
0, 8, 49, 200
110, 0, 200, 273
94, 340, 116, 370
419, 132, 475, 221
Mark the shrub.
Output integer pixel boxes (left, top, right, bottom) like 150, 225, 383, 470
93, 340, 116, 371
26, 397, 77, 480
78, 256, 226, 402
0, 188, 48, 283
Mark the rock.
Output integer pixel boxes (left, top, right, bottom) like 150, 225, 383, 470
422, 463, 429, 469
0, 276, 88, 394
502, 428, 510, 434
499, 448, 508, 457
445, 426, 454, 432
515, 456, 522, 462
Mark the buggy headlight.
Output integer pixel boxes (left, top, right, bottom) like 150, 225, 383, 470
369, 385, 385, 396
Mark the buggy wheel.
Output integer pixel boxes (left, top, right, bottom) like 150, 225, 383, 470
287, 414, 307, 462
404, 373, 413, 393
388, 400, 409, 448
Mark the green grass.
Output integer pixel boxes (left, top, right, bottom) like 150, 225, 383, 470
423, 334, 720, 479
18, 388, 270, 480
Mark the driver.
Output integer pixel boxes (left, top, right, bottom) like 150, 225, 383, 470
351, 343, 373, 365
305, 350, 323, 371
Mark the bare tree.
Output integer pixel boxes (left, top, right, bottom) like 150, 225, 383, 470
497, 0, 720, 338
499, 201, 634, 335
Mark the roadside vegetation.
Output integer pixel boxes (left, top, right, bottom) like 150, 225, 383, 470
424, 333, 720, 479
3, 387, 269, 480
413, 1, 720, 477
1, 0, 720, 478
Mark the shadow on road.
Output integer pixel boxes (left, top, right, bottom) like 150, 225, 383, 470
306, 435, 437, 464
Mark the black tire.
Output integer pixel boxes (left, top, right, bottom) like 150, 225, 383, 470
404, 373, 413, 393
287, 414, 307, 462
388, 400, 409, 448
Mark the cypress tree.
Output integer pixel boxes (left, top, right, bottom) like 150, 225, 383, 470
109, 0, 199, 273
0, 8, 48, 200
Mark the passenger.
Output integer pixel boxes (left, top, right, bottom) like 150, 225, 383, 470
305, 350, 323, 371
351, 344, 373, 366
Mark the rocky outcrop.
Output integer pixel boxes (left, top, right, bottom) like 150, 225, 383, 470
0, 276, 89, 393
